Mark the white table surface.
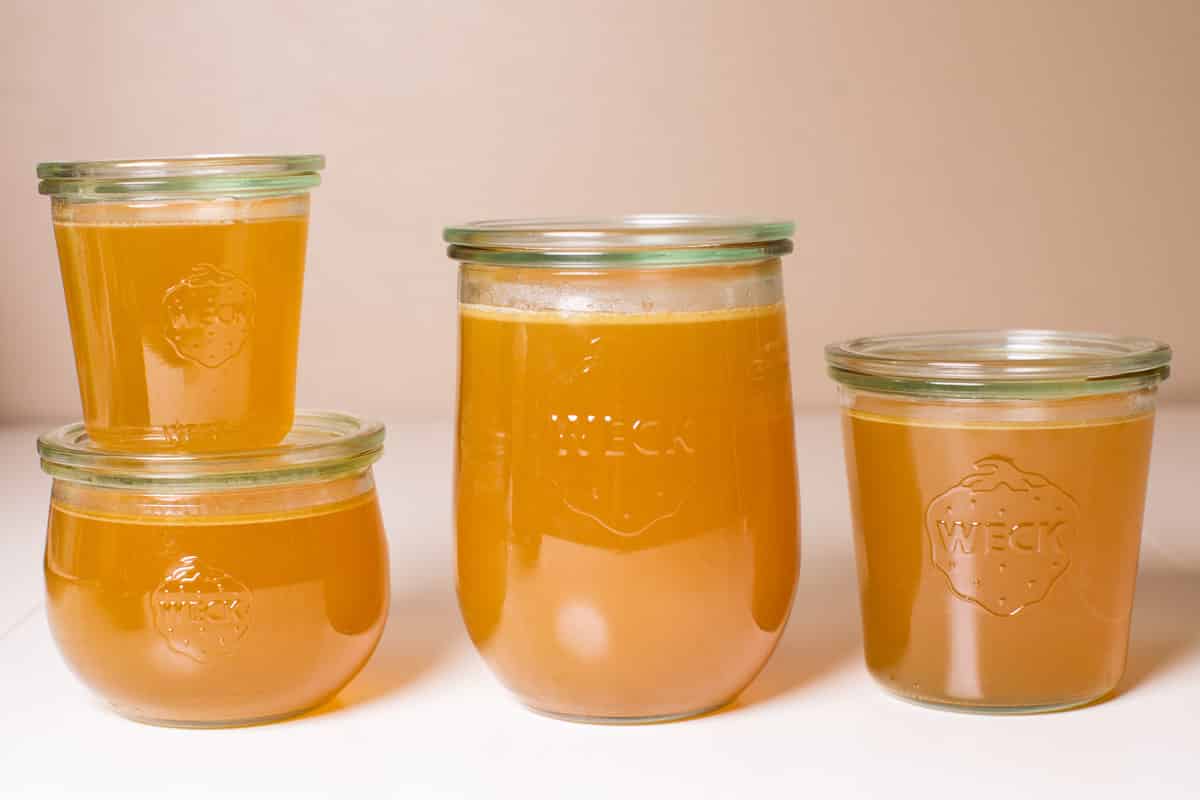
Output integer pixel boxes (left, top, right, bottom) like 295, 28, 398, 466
1, 409, 1198, 798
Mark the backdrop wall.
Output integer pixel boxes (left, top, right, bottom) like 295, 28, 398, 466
3, 0, 1196, 422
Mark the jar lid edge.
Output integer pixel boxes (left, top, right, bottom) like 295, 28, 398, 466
825, 329, 1172, 398
37, 153, 325, 198
37, 410, 384, 490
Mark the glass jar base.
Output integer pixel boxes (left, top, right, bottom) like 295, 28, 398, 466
112, 699, 329, 729
881, 687, 1108, 716
523, 698, 733, 725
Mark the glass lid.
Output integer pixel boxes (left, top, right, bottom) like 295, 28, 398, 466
826, 330, 1172, 399
444, 215, 794, 267
37, 154, 324, 199
38, 411, 383, 490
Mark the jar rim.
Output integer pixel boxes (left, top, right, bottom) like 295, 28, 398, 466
37, 153, 324, 200
444, 214, 794, 267
826, 329, 1172, 399
37, 410, 383, 491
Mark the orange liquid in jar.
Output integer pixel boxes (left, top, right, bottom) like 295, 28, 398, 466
456, 302, 799, 720
51, 197, 309, 451
842, 401, 1155, 710
44, 483, 388, 726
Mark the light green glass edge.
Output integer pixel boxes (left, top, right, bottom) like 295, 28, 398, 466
447, 239, 793, 268
39, 449, 383, 491
827, 365, 1171, 400
444, 219, 796, 247
37, 410, 384, 490
36, 154, 325, 179
38, 172, 322, 199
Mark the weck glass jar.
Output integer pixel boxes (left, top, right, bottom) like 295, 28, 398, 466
826, 330, 1172, 713
447, 216, 800, 723
37, 154, 324, 451
39, 411, 389, 727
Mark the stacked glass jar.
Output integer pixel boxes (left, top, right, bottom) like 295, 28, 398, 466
35, 156, 389, 727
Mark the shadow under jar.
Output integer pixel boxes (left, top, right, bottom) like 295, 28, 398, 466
39, 411, 389, 727
826, 331, 1172, 713
37, 155, 324, 452
446, 216, 801, 723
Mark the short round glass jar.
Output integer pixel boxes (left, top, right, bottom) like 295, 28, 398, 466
826, 330, 1172, 713
447, 216, 800, 723
37, 154, 324, 452
38, 410, 389, 727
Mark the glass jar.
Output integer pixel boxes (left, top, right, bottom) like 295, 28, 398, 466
38, 411, 389, 727
826, 330, 1172, 713
37, 155, 324, 452
446, 216, 800, 723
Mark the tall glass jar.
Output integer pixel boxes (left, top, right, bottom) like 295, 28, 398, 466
36, 155, 324, 452
826, 331, 1172, 713
39, 411, 389, 727
446, 216, 800, 723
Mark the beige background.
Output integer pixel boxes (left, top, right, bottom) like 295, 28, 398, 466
2, 0, 1196, 424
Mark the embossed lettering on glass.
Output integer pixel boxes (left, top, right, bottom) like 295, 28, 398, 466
152, 555, 253, 662
162, 265, 256, 367
926, 456, 1077, 616
37, 155, 323, 451
827, 330, 1171, 713
448, 216, 801, 723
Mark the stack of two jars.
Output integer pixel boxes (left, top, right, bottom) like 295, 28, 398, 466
35, 156, 389, 727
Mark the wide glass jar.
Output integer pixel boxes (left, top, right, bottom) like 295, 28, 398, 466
826, 330, 1172, 713
39, 411, 389, 727
447, 216, 800, 723
37, 154, 324, 452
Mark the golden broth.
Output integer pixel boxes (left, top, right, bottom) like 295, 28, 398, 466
44, 484, 388, 726
456, 302, 799, 720
51, 197, 309, 451
842, 402, 1154, 710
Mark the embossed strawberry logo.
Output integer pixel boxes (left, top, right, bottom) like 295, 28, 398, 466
925, 457, 1077, 616
162, 265, 255, 367
152, 555, 252, 662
